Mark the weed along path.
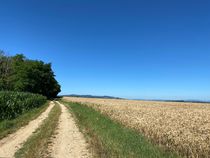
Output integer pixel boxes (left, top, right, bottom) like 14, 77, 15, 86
49, 101, 91, 158
0, 101, 55, 158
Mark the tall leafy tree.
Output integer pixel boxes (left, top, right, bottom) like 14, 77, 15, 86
0, 51, 12, 90
0, 51, 61, 98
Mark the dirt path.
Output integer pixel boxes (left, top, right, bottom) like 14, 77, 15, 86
49, 101, 91, 158
0, 101, 55, 158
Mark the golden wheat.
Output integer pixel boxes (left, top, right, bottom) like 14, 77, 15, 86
64, 97, 210, 158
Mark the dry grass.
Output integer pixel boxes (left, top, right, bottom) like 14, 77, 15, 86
64, 97, 210, 158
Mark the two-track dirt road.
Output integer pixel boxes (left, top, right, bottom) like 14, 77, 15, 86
49, 102, 91, 158
0, 101, 91, 158
0, 101, 55, 157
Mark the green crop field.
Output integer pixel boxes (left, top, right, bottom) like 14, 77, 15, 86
0, 91, 47, 120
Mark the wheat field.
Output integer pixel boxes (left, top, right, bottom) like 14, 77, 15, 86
64, 97, 210, 158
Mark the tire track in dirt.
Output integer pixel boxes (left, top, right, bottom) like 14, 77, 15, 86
0, 101, 55, 158
49, 101, 91, 158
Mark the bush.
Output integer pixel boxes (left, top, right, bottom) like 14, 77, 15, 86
0, 91, 47, 120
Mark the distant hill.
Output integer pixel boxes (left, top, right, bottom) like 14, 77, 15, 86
134, 99, 210, 103
61, 94, 123, 99
60, 94, 209, 103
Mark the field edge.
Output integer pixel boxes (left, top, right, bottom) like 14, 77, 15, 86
62, 100, 178, 158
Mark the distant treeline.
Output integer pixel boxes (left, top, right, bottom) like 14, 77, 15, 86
134, 99, 210, 103
0, 51, 60, 98
62, 94, 122, 99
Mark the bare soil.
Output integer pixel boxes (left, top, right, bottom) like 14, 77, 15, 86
49, 101, 91, 158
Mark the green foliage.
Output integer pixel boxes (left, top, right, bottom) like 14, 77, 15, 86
0, 91, 47, 120
0, 101, 49, 139
0, 51, 13, 90
0, 51, 61, 98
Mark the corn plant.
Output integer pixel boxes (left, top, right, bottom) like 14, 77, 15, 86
0, 91, 47, 120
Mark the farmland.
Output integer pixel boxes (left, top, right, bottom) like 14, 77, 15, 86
0, 91, 47, 120
62, 100, 177, 158
64, 97, 210, 158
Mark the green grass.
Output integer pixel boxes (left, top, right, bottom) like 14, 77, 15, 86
0, 101, 49, 139
63, 101, 178, 158
15, 102, 61, 158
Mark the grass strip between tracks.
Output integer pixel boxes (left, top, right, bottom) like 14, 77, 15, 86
63, 100, 178, 158
0, 101, 49, 139
15, 102, 61, 158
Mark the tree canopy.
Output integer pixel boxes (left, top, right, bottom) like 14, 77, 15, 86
0, 51, 61, 98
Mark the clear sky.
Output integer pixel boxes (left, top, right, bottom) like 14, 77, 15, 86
0, 0, 209, 100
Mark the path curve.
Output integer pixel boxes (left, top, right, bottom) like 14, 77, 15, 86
0, 101, 55, 158
49, 101, 91, 158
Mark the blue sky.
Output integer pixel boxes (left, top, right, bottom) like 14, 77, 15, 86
0, 0, 209, 100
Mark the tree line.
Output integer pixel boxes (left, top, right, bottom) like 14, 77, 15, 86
0, 51, 61, 98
